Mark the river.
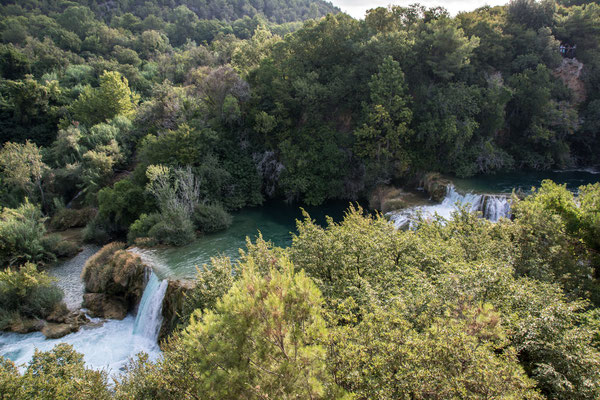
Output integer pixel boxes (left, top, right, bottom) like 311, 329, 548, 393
1, 169, 598, 374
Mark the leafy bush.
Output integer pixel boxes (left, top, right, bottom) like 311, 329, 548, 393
180, 257, 235, 327
128, 210, 195, 247
147, 210, 195, 247
82, 215, 113, 244
0, 263, 64, 327
127, 213, 162, 245
0, 201, 56, 267
116, 253, 342, 399
49, 207, 97, 230
41, 234, 80, 259
511, 181, 600, 304
192, 203, 232, 233
0, 344, 112, 400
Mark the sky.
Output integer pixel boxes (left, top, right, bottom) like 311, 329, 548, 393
330, 0, 507, 19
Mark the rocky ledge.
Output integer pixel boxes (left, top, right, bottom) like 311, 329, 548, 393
159, 279, 196, 342
6, 303, 89, 339
81, 242, 149, 319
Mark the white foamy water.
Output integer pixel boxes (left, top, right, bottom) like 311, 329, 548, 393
0, 316, 161, 374
387, 186, 511, 228
133, 272, 168, 341
0, 271, 167, 376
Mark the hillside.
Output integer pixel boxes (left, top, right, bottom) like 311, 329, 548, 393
3, 0, 340, 24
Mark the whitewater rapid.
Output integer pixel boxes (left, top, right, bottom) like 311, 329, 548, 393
387, 185, 511, 228
0, 269, 167, 376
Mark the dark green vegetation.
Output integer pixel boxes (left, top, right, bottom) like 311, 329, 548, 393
3, 181, 599, 399
1, 0, 600, 249
1, 0, 600, 398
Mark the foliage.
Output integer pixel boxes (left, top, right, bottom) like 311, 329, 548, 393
116, 251, 346, 399
49, 207, 97, 230
0, 140, 47, 204
354, 56, 413, 184
0, 201, 55, 267
511, 180, 600, 303
179, 256, 236, 327
1, 0, 600, 396
0, 76, 64, 147
0, 263, 63, 328
0, 344, 112, 400
192, 202, 232, 233
146, 209, 196, 246
127, 213, 162, 245
92, 178, 154, 239
72, 71, 138, 126
287, 205, 600, 399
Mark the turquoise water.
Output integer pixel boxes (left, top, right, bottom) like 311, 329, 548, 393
3, 170, 599, 373
453, 169, 599, 194
135, 169, 600, 279
132, 200, 354, 279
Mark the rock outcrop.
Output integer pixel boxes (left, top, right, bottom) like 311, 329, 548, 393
42, 303, 89, 338
554, 58, 586, 104
159, 279, 196, 342
369, 186, 430, 213
6, 303, 90, 339
42, 323, 78, 339
420, 172, 452, 202
83, 293, 128, 319
9, 318, 45, 334
81, 242, 149, 319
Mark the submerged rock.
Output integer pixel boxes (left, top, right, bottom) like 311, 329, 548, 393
42, 322, 78, 339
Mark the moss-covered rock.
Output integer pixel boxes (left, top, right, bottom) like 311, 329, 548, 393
8, 318, 45, 334
369, 185, 429, 213
369, 186, 404, 211
159, 279, 196, 342
421, 172, 452, 202
83, 293, 128, 320
81, 242, 148, 318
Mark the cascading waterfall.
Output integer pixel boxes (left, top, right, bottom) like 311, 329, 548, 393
387, 185, 511, 228
479, 194, 511, 222
0, 270, 166, 376
133, 272, 168, 341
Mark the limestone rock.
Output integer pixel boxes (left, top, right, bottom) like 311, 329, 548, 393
10, 318, 45, 334
81, 243, 149, 319
47, 302, 70, 323
554, 58, 586, 104
421, 173, 451, 202
42, 323, 78, 339
83, 293, 128, 320
159, 279, 196, 341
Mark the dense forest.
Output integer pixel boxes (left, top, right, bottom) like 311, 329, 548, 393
1, 0, 600, 398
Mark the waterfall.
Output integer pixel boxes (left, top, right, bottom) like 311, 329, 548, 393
387, 185, 511, 228
1, 267, 167, 375
133, 272, 168, 341
480, 194, 511, 222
